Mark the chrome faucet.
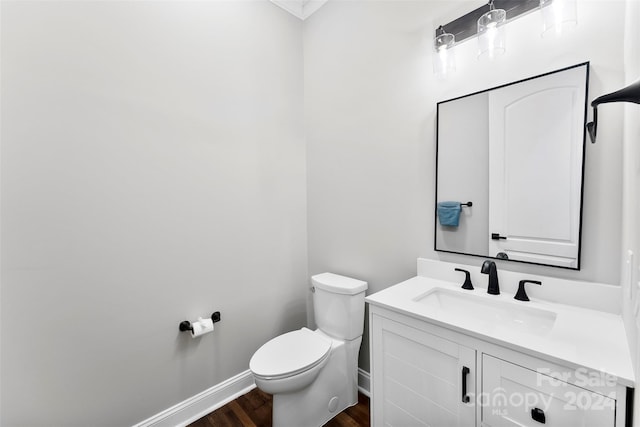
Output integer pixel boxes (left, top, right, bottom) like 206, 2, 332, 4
481, 260, 500, 295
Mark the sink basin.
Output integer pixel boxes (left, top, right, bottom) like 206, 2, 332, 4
413, 288, 557, 336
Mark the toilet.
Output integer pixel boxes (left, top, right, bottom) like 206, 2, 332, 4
249, 272, 368, 427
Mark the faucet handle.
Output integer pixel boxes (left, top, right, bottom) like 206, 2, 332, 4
454, 268, 474, 290
514, 280, 542, 302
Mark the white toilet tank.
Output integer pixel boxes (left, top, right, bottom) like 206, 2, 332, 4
311, 273, 368, 340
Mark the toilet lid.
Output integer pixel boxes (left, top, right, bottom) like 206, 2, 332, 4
250, 328, 331, 379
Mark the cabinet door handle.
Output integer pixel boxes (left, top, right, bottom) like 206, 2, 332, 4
461, 366, 470, 403
531, 407, 546, 424
491, 233, 507, 240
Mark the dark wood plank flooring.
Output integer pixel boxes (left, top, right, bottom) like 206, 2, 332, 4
188, 387, 370, 427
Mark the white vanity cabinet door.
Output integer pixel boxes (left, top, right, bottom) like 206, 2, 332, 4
482, 355, 615, 427
371, 314, 476, 427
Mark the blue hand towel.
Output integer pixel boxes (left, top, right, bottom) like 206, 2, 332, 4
437, 201, 462, 227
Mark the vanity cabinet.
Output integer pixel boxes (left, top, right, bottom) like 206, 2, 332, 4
483, 355, 615, 427
370, 315, 476, 426
369, 306, 628, 427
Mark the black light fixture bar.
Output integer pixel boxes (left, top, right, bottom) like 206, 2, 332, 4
437, 0, 540, 44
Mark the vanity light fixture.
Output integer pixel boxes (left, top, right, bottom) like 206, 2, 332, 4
587, 79, 640, 143
432, 1, 538, 74
432, 0, 577, 73
477, 0, 507, 60
540, 0, 577, 37
434, 25, 456, 78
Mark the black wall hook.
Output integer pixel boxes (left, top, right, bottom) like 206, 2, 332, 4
461, 201, 473, 207
587, 79, 640, 143
179, 311, 222, 332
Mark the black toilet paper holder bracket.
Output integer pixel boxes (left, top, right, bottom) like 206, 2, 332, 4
179, 311, 222, 332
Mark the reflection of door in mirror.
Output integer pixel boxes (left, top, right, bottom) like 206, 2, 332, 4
488, 66, 586, 268
435, 62, 588, 269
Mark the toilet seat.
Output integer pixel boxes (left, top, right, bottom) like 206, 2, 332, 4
250, 328, 331, 380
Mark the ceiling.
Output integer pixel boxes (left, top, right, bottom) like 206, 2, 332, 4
270, 0, 329, 20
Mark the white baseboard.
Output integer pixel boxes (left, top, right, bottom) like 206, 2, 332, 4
357, 368, 370, 397
134, 367, 370, 427
133, 370, 255, 427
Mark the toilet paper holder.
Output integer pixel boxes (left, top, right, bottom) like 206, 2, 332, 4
179, 311, 221, 332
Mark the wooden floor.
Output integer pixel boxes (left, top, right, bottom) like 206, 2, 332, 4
188, 387, 370, 427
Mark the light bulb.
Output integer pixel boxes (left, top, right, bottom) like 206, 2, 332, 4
433, 27, 455, 77
541, 0, 577, 37
477, 5, 506, 60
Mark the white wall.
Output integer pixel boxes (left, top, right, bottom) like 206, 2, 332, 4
304, 0, 626, 372
621, 0, 640, 424
0, 2, 306, 425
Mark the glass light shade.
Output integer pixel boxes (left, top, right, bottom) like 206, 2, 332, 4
477, 8, 506, 60
540, 0, 577, 37
434, 31, 456, 77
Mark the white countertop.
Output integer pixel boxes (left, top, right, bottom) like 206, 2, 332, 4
366, 275, 635, 387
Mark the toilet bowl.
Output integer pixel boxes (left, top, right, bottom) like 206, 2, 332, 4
249, 273, 367, 427
250, 328, 331, 395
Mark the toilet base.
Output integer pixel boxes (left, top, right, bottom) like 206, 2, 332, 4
271, 333, 362, 427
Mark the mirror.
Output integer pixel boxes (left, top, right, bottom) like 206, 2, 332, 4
435, 62, 589, 269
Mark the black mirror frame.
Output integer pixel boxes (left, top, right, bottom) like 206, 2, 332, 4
434, 62, 590, 270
